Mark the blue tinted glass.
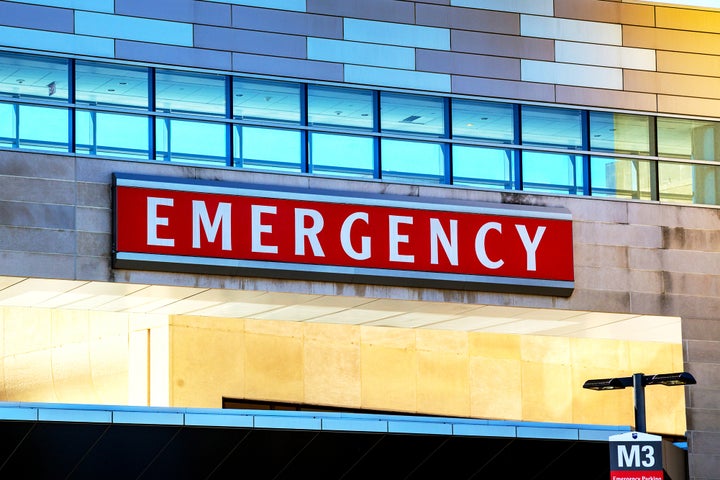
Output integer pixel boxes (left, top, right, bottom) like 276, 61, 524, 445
522, 151, 584, 194
76, 60, 149, 109
452, 145, 516, 190
452, 99, 514, 143
590, 111, 650, 155
310, 133, 374, 178
381, 139, 446, 183
381, 92, 445, 136
0, 102, 16, 147
308, 85, 374, 130
234, 126, 302, 172
156, 70, 226, 116
233, 77, 301, 124
18, 105, 68, 151
156, 118, 227, 165
522, 105, 583, 149
0, 51, 68, 102
76, 110, 149, 159
590, 156, 652, 200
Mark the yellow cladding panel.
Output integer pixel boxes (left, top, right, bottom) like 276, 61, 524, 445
624, 70, 720, 99
623, 25, 720, 55
656, 6, 720, 33
658, 95, 720, 117
657, 51, 720, 77
416, 330, 470, 416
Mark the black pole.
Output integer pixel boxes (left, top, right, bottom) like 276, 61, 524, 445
633, 373, 647, 433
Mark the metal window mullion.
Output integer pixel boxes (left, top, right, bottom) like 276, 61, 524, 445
374, 90, 381, 179
300, 83, 309, 174
444, 97, 452, 185
514, 104, 523, 190
149, 67, 156, 160
649, 115, 659, 201
12, 103, 19, 148
581, 110, 591, 196
225, 75, 233, 167
68, 58, 76, 154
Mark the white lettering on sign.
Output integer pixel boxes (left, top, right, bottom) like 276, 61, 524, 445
618, 444, 656, 468
147, 197, 175, 247
192, 201, 232, 251
475, 222, 503, 269
251, 205, 277, 254
340, 212, 371, 261
430, 218, 458, 266
389, 215, 414, 263
295, 208, 325, 257
516, 224, 546, 271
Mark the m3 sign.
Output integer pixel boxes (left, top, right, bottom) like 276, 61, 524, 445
112, 173, 574, 295
609, 432, 664, 480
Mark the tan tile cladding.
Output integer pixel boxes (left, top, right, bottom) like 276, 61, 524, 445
657, 51, 720, 76
655, 6, 720, 33
623, 25, 720, 55
554, 0, 655, 26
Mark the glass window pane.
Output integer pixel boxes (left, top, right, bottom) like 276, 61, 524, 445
308, 85, 374, 130
452, 99, 514, 143
452, 145, 516, 190
235, 126, 302, 172
381, 139, 446, 183
522, 105, 583, 149
658, 161, 720, 205
0, 51, 68, 102
590, 111, 650, 155
658, 117, 720, 161
381, 92, 445, 136
156, 69, 226, 116
76, 60, 148, 109
156, 118, 227, 165
76, 111, 149, 159
590, 156, 652, 200
310, 133, 374, 178
522, 151, 584, 194
0, 103, 17, 148
233, 77, 301, 124
18, 105, 68, 151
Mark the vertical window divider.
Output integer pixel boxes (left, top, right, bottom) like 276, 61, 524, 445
68, 58, 75, 154
300, 83, 309, 174
582, 110, 591, 196
649, 116, 659, 202
514, 104, 522, 191
374, 90, 381, 179
148, 67, 156, 160
225, 75, 233, 167
444, 97, 452, 185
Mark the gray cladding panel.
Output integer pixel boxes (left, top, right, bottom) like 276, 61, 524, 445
415, 3, 519, 35
306, 0, 414, 23
194, 25, 306, 58
116, 0, 232, 26
0, 1, 73, 32
231, 6, 342, 38
116, 40, 232, 71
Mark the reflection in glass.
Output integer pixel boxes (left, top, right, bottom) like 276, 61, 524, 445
0, 103, 17, 148
76, 61, 148, 109
233, 77, 301, 124
590, 156, 652, 200
452, 99, 514, 143
156, 118, 227, 165
658, 161, 720, 205
310, 133, 374, 178
308, 85, 374, 130
658, 117, 720, 161
156, 69, 226, 116
452, 145, 516, 190
381, 139, 446, 183
234, 126, 302, 172
0, 51, 68, 102
590, 111, 650, 155
76, 111, 149, 159
381, 92, 445, 136
17, 105, 69, 151
521, 105, 583, 149
522, 151, 584, 194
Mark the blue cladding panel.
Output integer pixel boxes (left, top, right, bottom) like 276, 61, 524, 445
75, 12, 193, 46
0, 2, 73, 33
345, 65, 451, 92
307, 38, 414, 69
0, 25, 114, 56
116, 41, 232, 71
344, 18, 449, 50
2, 0, 114, 12
203, 0, 306, 12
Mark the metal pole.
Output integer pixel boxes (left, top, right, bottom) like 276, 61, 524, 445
633, 373, 647, 433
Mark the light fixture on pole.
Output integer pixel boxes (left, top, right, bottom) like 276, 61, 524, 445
583, 371, 696, 433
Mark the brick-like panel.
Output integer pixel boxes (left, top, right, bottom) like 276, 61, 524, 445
0, 151, 75, 180
0, 2, 73, 32
661, 226, 720, 252
115, 0, 231, 26
0, 201, 75, 230
306, 0, 414, 23
0, 226, 76, 255
116, 40, 232, 71
451, 30, 554, 61
415, 3, 519, 35
416, 49, 519, 79
656, 6, 720, 34
451, 75, 555, 102
0, 251, 77, 279
231, 52, 343, 81
625, 70, 720, 100
685, 340, 720, 364
554, 0, 655, 27
663, 271, 720, 298
658, 95, 720, 118
451, 0, 553, 16
0, 176, 76, 205
195, 25, 306, 58
683, 318, 720, 342
75, 11, 193, 46
623, 25, 720, 55
555, 85, 657, 112
687, 452, 720, 480
231, 6, 342, 38
657, 51, 720, 77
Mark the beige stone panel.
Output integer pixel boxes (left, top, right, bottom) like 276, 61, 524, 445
520, 336, 571, 365
623, 25, 720, 55
556, 85, 657, 112
657, 51, 720, 77
361, 325, 415, 349
128, 329, 150, 406
89, 334, 129, 405
416, 329, 467, 354
4, 350, 58, 402
244, 320, 304, 403
303, 322, 361, 408
571, 337, 631, 370
658, 95, 720, 118
625, 70, 720, 99
656, 6, 720, 34
521, 362, 573, 423
469, 356, 522, 420
555, 0, 655, 26
150, 324, 170, 407
360, 332, 417, 413
416, 345, 470, 417
469, 332, 520, 360
52, 309, 90, 346
573, 367, 635, 425
170, 319, 245, 408
50, 343, 96, 404
4, 307, 51, 355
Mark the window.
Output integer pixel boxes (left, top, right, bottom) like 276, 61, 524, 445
452, 145, 517, 190
658, 117, 720, 161
76, 111, 149, 159
156, 69, 226, 116
233, 77, 301, 124
522, 105, 583, 149
381, 92, 445, 137
381, 139, 446, 183
590, 156, 652, 200
76, 60, 148, 109
452, 99, 514, 144
157, 118, 228, 165
310, 133, 375, 178
590, 111, 650, 155
0, 51, 68, 102
234, 126, 302, 172
308, 85, 374, 130
522, 151, 584, 195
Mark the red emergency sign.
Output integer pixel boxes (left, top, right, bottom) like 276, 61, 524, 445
112, 174, 574, 295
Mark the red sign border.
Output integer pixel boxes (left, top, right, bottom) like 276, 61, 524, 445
112, 173, 575, 296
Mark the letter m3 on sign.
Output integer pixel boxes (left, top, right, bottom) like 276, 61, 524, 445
609, 432, 664, 480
